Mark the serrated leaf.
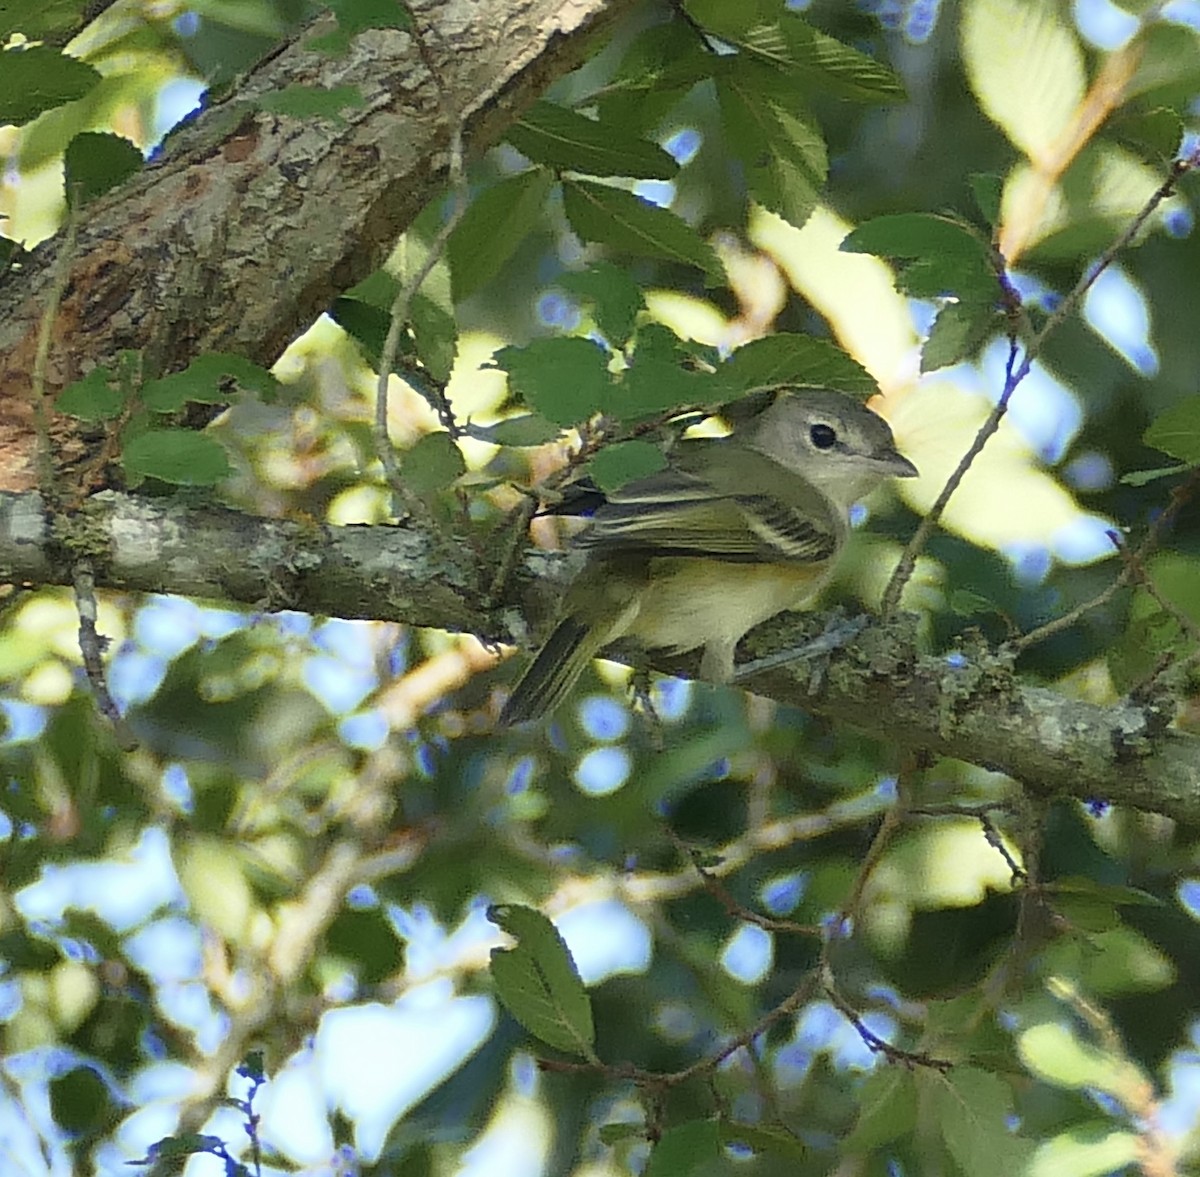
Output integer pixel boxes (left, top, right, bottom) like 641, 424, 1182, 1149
56, 367, 123, 421
644, 1119, 721, 1177
257, 83, 364, 124
921, 301, 999, 372
779, 17, 906, 102
0, 0, 82, 42
720, 334, 877, 396
585, 440, 666, 493
141, 353, 278, 412
717, 63, 827, 228
400, 431, 466, 496
506, 100, 678, 179
63, 131, 142, 207
1108, 106, 1184, 163
487, 903, 594, 1056
477, 414, 563, 446
961, 0, 1085, 160
619, 357, 710, 418
1144, 396, 1200, 464
494, 337, 611, 425
841, 213, 997, 303
121, 429, 231, 487
844, 1067, 918, 1151
931, 1068, 1034, 1177
0, 45, 100, 123
449, 169, 556, 301
557, 263, 645, 346
562, 179, 722, 280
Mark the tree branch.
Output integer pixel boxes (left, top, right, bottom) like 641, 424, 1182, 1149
0, 0, 638, 490
2, 488, 1198, 823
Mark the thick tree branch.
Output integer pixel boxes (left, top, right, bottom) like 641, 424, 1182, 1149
0, 0, 638, 490
2, 488, 1197, 824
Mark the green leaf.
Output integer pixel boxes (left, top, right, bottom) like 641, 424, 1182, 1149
487, 903, 594, 1056
1017, 1021, 1146, 1100
562, 180, 722, 280
931, 1068, 1034, 1177
257, 84, 364, 124
969, 172, 1004, 226
619, 357, 710, 419
778, 16, 907, 102
719, 1122, 807, 1161
643, 1119, 722, 1177
63, 131, 142, 207
841, 213, 998, 303
409, 293, 457, 384
121, 429, 231, 487
599, 1122, 644, 1145
132, 1134, 229, 1165
56, 367, 123, 421
449, 169, 556, 302
400, 431, 466, 496
921, 300, 999, 372
476, 414, 563, 447
326, 0, 412, 33
1144, 396, 1200, 464
844, 1067, 918, 1151
1119, 463, 1188, 486
0, 45, 100, 124
505, 100, 678, 179
1045, 877, 1162, 908
1027, 1123, 1141, 1177
141, 354, 278, 412
585, 440, 666, 493
0, 0, 84, 42
49, 1065, 113, 1134
684, 0, 905, 102
720, 334, 877, 397
494, 337, 611, 425
557, 263, 645, 346
961, 0, 1085, 159
717, 62, 827, 228
324, 907, 404, 985
1107, 106, 1184, 163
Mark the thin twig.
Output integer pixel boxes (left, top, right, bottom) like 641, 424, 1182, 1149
883, 149, 1200, 617
373, 122, 468, 516
1010, 468, 1200, 654
72, 561, 138, 751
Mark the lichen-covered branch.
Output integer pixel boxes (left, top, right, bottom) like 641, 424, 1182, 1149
2, 489, 1197, 824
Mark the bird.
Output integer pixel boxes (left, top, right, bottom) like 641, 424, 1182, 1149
499, 387, 918, 725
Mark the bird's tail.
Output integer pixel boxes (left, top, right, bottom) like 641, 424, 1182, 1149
499, 616, 597, 726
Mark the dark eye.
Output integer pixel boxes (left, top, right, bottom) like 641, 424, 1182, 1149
810, 423, 838, 450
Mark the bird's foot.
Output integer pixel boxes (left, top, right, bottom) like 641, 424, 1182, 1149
731, 613, 870, 685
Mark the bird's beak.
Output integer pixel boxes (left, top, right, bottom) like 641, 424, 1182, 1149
881, 450, 919, 478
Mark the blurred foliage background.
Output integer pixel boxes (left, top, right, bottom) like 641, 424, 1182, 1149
4, 0, 1200, 1175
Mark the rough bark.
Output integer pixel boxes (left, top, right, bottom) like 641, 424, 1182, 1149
1, 488, 1197, 825
0, 0, 638, 490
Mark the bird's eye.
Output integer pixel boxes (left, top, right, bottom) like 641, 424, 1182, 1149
810, 423, 838, 450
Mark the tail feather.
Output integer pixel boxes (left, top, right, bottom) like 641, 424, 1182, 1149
500, 616, 596, 726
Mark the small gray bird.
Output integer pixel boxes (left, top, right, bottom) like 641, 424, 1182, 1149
500, 387, 918, 725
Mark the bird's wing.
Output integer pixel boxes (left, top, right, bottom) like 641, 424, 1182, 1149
578, 444, 839, 564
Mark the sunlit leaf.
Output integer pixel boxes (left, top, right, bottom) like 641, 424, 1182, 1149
56, 367, 123, 421
961, 0, 1086, 161
0, 44, 100, 123
121, 430, 232, 488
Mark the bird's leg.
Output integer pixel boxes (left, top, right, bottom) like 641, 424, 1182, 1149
730, 612, 870, 684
